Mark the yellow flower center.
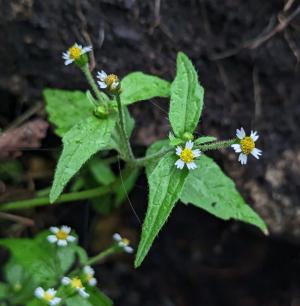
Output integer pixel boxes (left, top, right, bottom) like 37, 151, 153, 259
68, 46, 81, 60
240, 136, 255, 154
121, 238, 130, 246
43, 292, 54, 302
105, 74, 119, 88
71, 277, 83, 289
56, 230, 68, 240
180, 148, 195, 163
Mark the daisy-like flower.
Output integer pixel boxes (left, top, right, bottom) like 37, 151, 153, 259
231, 127, 262, 165
175, 140, 201, 170
47, 226, 76, 247
34, 287, 61, 306
61, 277, 89, 299
83, 266, 97, 286
97, 70, 120, 91
113, 233, 134, 253
62, 43, 92, 66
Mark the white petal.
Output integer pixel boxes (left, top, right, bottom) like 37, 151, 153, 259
50, 297, 61, 306
64, 59, 74, 65
88, 278, 97, 286
231, 144, 242, 153
186, 162, 197, 170
46, 289, 56, 296
62, 52, 69, 59
34, 287, 44, 298
250, 130, 259, 142
66, 235, 76, 242
185, 140, 193, 150
97, 70, 107, 81
238, 153, 248, 165
97, 81, 107, 89
113, 233, 122, 242
57, 239, 67, 247
61, 277, 71, 285
192, 149, 201, 158
251, 148, 262, 159
175, 159, 185, 169
175, 146, 182, 156
83, 266, 94, 275
50, 227, 59, 234
82, 46, 92, 53
47, 235, 58, 244
236, 127, 246, 139
61, 225, 71, 234
78, 288, 89, 298
124, 246, 134, 253
111, 81, 119, 89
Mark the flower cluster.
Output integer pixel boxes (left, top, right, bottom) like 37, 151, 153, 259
113, 233, 134, 253
175, 140, 201, 170
62, 43, 92, 66
61, 276, 89, 298
231, 127, 262, 165
47, 225, 76, 247
34, 288, 61, 306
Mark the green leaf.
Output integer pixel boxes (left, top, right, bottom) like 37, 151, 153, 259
44, 89, 93, 137
180, 155, 268, 234
135, 152, 188, 267
169, 52, 204, 137
65, 287, 112, 306
120, 72, 170, 105
50, 115, 116, 203
0, 283, 8, 299
194, 136, 216, 145
88, 158, 116, 186
168, 133, 183, 146
145, 139, 170, 177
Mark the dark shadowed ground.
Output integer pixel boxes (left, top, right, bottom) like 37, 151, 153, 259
1, 1, 300, 305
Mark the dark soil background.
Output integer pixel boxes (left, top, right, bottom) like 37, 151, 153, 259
1, 0, 300, 305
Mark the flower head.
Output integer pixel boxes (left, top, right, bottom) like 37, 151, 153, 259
34, 287, 61, 306
47, 226, 76, 247
61, 277, 89, 298
62, 43, 92, 66
113, 233, 134, 253
231, 127, 262, 165
83, 266, 97, 286
97, 70, 120, 92
175, 140, 201, 170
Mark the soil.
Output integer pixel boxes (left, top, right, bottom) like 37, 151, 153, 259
1, 0, 300, 305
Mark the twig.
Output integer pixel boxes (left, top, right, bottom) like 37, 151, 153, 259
283, 28, 300, 64
252, 66, 263, 125
284, 0, 295, 12
0, 212, 34, 226
211, 5, 300, 60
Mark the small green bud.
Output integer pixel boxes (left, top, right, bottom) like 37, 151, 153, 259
182, 132, 194, 141
75, 53, 89, 67
94, 105, 109, 118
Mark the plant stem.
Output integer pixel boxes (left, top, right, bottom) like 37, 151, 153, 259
85, 246, 119, 266
0, 185, 111, 211
81, 64, 105, 105
116, 94, 135, 160
134, 138, 238, 167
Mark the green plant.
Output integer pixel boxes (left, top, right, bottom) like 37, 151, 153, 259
0, 42, 267, 305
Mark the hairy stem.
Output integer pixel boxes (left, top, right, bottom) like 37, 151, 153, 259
82, 65, 106, 106
85, 246, 119, 266
116, 94, 135, 160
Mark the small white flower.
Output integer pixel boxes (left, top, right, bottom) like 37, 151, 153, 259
175, 140, 201, 170
83, 266, 97, 286
97, 70, 120, 91
61, 277, 89, 299
113, 233, 134, 253
47, 225, 76, 247
62, 43, 92, 65
231, 127, 262, 165
34, 287, 61, 305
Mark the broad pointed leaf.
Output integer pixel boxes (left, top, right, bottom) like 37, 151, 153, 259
180, 155, 268, 234
169, 52, 204, 137
120, 72, 170, 105
135, 152, 188, 267
50, 115, 116, 203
